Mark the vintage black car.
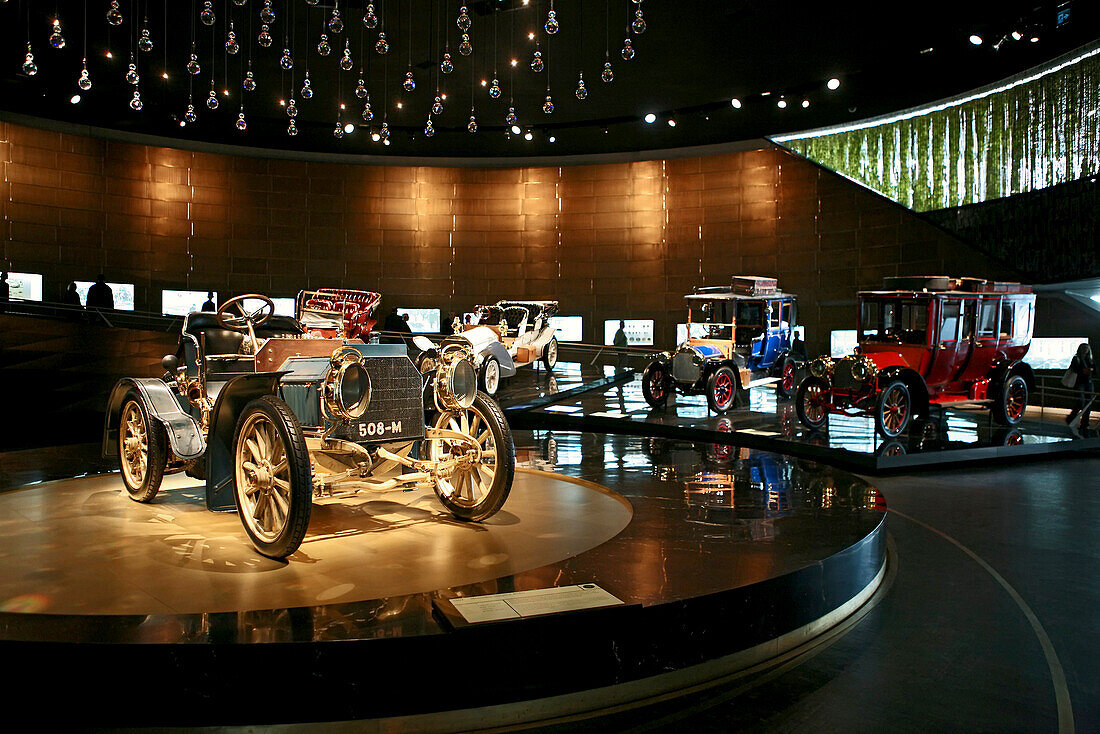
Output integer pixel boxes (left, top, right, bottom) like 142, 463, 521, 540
103, 294, 514, 559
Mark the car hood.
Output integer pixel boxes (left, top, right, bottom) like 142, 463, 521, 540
862, 351, 909, 370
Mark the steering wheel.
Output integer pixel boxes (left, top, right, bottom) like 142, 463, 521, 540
217, 294, 275, 333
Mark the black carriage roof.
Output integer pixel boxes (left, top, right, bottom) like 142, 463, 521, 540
860, 276, 1033, 297
683, 289, 795, 302
483, 300, 559, 315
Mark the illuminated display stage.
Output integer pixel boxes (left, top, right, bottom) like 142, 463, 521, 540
0, 434, 885, 729
511, 377, 1100, 473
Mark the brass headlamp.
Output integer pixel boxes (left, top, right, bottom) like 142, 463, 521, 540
434, 343, 478, 411
809, 356, 835, 379
323, 347, 372, 421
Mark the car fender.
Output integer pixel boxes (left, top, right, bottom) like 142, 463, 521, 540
480, 340, 517, 377
993, 360, 1035, 390
879, 366, 930, 417
103, 378, 205, 461
205, 372, 285, 512
527, 327, 556, 353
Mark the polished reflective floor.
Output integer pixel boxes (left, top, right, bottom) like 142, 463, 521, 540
514, 376, 1098, 471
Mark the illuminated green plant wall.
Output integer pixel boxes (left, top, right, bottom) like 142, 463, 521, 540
774, 47, 1100, 212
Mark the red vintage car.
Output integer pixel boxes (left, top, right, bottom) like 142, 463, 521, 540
796, 276, 1036, 437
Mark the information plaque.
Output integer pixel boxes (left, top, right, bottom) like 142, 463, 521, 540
445, 584, 624, 624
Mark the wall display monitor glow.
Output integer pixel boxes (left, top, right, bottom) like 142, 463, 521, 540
397, 308, 441, 333
830, 330, 858, 357
604, 319, 654, 346
1027, 337, 1089, 369
676, 322, 709, 344
271, 297, 296, 317
75, 281, 136, 311
162, 289, 217, 316
5, 272, 43, 301
549, 316, 584, 342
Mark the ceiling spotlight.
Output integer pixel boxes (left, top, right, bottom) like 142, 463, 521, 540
162, 71, 169, 80
340, 103, 346, 110
179, 120, 186, 127
549, 135, 556, 142
731, 98, 742, 108
371, 132, 381, 141
603, 127, 608, 134
644, 112, 656, 123
344, 123, 355, 134
223, 89, 230, 96
441, 93, 447, 100
827, 78, 840, 90
801, 99, 810, 108
481, 79, 487, 86
528, 32, 535, 40
523, 0, 529, 5
667, 118, 676, 127
383, 138, 390, 146
70, 94, 81, 104
777, 99, 787, 109
510, 58, 518, 67
279, 99, 286, 106
105, 51, 113, 59
1030, 34, 1039, 43
524, 130, 533, 141
396, 101, 403, 108
969, 34, 983, 45
1011, 30, 1023, 40
511, 124, 521, 134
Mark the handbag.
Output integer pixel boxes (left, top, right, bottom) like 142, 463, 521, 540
1060, 367, 1076, 388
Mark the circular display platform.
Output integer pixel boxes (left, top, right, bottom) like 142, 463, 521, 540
0, 468, 632, 615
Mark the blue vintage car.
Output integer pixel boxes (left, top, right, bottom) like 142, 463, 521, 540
642, 276, 805, 413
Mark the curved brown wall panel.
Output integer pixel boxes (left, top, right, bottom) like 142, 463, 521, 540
0, 121, 1009, 354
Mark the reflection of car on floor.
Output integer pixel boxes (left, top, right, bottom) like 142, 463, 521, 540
296, 288, 382, 340
104, 293, 514, 559
797, 276, 1036, 438
430, 300, 559, 396
643, 276, 806, 413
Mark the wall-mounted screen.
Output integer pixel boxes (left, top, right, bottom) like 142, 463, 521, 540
6, 272, 43, 301
550, 316, 584, 342
1027, 337, 1090, 370
676, 323, 709, 344
397, 308, 441, 333
162, 289, 217, 316
604, 319, 654, 346
75, 281, 135, 311
830, 330, 858, 357
271, 297, 296, 317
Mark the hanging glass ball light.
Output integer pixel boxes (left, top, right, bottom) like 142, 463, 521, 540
200, 1, 215, 26
542, 94, 554, 114
287, 97, 298, 117
78, 60, 92, 90
301, 72, 313, 99
279, 48, 293, 69
575, 72, 587, 99
260, 1, 275, 24
432, 96, 444, 115
467, 112, 478, 133
355, 77, 367, 98
236, 111, 248, 131
138, 26, 153, 53
531, 50, 544, 72
361, 99, 373, 121
287, 119, 298, 136
380, 121, 390, 142
305, 0, 319, 6
621, 38, 635, 61
489, 78, 501, 99
188, 52, 202, 75
328, 7, 344, 34
130, 89, 143, 111
185, 104, 198, 124
226, 27, 240, 55
403, 71, 416, 92
601, 61, 614, 83
458, 34, 472, 56
340, 44, 353, 70
242, 70, 256, 92
333, 119, 344, 138
106, 1, 124, 26
441, 52, 453, 74
125, 58, 140, 85
50, 19, 66, 49
424, 118, 435, 137
375, 32, 389, 54
632, 9, 646, 34
206, 87, 219, 109
544, 10, 559, 35
363, 4, 378, 29
22, 44, 37, 76
233, 0, 247, 6
457, 5, 471, 31
317, 34, 332, 56
257, 25, 273, 47
505, 106, 518, 125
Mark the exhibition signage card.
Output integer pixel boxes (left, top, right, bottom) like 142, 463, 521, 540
448, 584, 624, 624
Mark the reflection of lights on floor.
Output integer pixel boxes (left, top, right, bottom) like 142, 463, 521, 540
0, 593, 51, 613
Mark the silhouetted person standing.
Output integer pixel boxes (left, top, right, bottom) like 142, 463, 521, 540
86, 274, 114, 311
1066, 342, 1094, 432
614, 320, 628, 369
202, 291, 216, 312
61, 282, 82, 307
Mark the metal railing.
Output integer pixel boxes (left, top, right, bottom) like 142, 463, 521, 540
0, 297, 184, 333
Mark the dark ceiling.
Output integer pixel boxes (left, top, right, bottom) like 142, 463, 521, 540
2, 0, 1098, 158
